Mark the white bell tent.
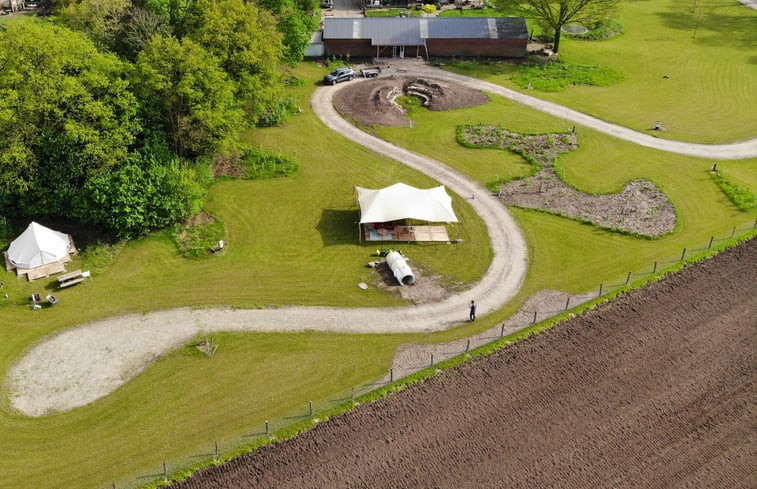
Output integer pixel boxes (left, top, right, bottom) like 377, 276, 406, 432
7, 222, 71, 270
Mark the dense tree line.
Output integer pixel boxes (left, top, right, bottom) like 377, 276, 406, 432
0, 0, 317, 238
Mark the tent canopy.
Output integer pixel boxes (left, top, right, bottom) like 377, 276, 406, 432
7, 222, 71, 269
356, 183, 458, 224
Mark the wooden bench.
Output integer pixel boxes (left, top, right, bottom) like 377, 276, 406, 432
58, 269, 85, 288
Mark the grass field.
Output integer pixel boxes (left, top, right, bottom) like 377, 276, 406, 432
0, 3, 755, 487
444, 0, 757, 143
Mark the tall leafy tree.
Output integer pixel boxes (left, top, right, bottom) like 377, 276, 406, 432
134, 34, 242, 158
495, 0, 619, 53
258, 0, 320, 65
0, 21, 139, 217
190, 0, 285, 125
57, 0, 131, 52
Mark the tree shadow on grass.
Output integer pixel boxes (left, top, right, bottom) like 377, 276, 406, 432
656, 3, 757, 50
316, 208, 361, 246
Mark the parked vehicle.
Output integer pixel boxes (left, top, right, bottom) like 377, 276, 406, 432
323, 67, 355, 85
361, 66, 382, 78
321, 0, 333, 8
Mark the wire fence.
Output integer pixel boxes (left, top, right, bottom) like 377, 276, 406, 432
102, 219, 756, 489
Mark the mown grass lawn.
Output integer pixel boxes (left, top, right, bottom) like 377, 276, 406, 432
444, 0, 757, 143
0, 12, 755, 487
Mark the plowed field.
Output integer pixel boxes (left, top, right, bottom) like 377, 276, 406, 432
171, 239, 757, 489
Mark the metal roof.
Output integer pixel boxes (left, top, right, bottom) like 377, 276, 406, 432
323, 17, 527, 46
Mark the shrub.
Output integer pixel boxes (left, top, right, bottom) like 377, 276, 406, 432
709, 170, 757, 211
241, 146, 300, 179
511, 57, 623, 92
566, 19, 625, 41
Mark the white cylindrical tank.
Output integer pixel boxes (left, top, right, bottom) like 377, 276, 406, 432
385, 251, 415, 286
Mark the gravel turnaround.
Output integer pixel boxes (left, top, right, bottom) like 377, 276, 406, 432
170, 238, 757, 489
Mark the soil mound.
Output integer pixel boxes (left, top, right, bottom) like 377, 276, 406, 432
334, 76, 489, 127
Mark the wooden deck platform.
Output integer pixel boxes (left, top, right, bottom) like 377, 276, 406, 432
4, 235, 78, 281
364, 224, 450, 242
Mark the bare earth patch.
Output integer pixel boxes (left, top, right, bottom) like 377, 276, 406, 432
371, 260, 462, 304
334, 76, 489, 127
460, 124, 677, 237
169, 238, 757, 489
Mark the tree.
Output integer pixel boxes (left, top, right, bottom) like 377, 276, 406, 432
190, 0, 285, 125
134, 35, 242, 158
77, 153, 207, 238
0, 21, 140, 218
495, 0, 619, 53
258, 0, 320, 65
57, 0, 131, 52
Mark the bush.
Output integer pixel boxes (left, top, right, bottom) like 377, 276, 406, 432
173, 213, 227, 258
566, 19, 625, 41
76, 156, 208, 238
511, 57, 623, 92
241, 146, 300, 179
709, 170, 757, 211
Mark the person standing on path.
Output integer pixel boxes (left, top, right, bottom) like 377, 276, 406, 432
469, 300, 476, 322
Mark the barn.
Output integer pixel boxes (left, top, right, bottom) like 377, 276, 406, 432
322, 17, 528, 60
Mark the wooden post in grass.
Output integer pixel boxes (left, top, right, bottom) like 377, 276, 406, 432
265, 420, 269, 434
625, 272, 632, 285
731, 226, 736, 238
532, 310, 537, 324
163, 462, 168, 482
214, 441, 219, 461
711, 163, 717, 172
309, 401, 313, 416
680, 248, 687, 261
351, 387, 354, 399
500, 323, 505, 336
431, 353, 434, 366
708, 236, 714, 249
598, 283, 603, 296
565, 296, 570, 310
466, 339, 470, 352
653, 261, 658, 273
390, 368, 393, 382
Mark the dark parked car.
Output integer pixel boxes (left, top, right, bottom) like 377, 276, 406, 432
323, 67, 355, 85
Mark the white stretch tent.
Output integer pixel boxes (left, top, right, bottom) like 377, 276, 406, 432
356, 183, 458, 225
7, 222, 71, 269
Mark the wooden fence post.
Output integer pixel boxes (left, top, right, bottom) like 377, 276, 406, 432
680, 248, 687, 261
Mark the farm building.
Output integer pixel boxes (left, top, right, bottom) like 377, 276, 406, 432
322, 17, 528, 59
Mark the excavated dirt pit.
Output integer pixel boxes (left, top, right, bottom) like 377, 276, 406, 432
334, 76, 490, 127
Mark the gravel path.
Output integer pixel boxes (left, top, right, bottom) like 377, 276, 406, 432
6, 75, 530, 417
389, 60, 757, 160
6, 60, 755, 417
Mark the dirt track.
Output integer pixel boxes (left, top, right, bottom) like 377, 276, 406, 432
170, 238, 757, 488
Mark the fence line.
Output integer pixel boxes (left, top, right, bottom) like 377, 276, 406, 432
103, 220, 756, 489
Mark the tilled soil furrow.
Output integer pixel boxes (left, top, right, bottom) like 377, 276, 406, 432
171, 239, 756, 489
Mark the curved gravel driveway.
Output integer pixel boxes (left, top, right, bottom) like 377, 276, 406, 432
8, 61, 756, 417
402, 62, 757, 160
7, 78, 529, 417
